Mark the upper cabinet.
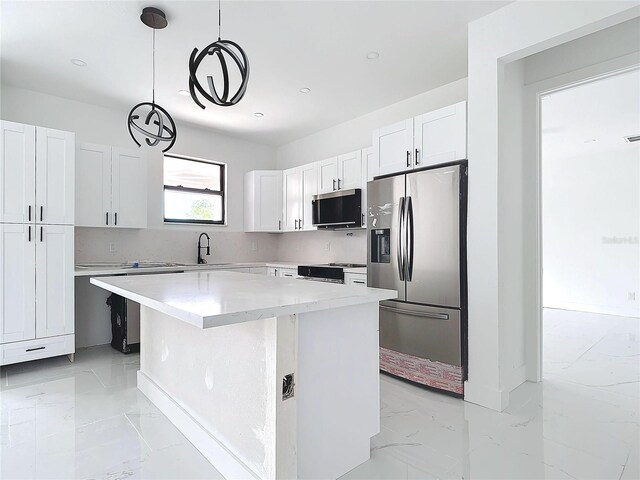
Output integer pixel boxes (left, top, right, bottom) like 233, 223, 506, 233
370, 101, 467, 179
414, 101, 467, 167
244, 170, 283, 232
0, 121, 74, 225
318, 150, 363, 193
75, 143, 147, 228
282, 162, 318, 231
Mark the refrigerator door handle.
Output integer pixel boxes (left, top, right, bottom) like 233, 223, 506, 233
406, 196, 414, 281
397, 197, 405, 281
380, 304, 449, 320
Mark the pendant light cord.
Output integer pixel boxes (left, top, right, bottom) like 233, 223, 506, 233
152, 28, 156, 105
218, 0, 221, 40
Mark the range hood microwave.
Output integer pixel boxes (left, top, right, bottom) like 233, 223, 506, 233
312, 189, 362, 229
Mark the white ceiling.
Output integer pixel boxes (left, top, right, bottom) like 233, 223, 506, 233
1, 1, 508, 146
542, 69, 640, 162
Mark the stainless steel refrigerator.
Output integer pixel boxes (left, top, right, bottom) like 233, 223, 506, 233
367, 161, 467, 396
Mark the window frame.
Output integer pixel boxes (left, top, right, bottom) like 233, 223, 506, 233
163, 154, 227, 226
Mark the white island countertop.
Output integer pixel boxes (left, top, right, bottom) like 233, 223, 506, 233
90, 270, 395, 329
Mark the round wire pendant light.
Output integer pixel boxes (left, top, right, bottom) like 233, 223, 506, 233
128, 7, 177, 153
188, 0, 250, 108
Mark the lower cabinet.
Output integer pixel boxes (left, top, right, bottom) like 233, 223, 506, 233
345, 273, 367, 287
0, 223, 74, 365
267, 266, 297, 278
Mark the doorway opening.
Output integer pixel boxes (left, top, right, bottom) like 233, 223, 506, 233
539, 69, 640, 390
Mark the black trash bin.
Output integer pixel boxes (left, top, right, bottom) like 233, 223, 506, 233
106, 293, 140, 354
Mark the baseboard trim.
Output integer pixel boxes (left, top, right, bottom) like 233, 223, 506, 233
137, 371, 258, 480
463, 380, 510, 411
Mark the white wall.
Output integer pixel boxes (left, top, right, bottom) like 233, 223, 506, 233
466, 0, 640, 411
541, 70, 640, 318
276, 77, 467, 170
0, 85, 281, 262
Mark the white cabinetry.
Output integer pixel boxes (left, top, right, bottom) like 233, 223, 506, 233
414, 101, 467, 167
1, 121, 74, 225
244, 170, 282, 232
317, 150, 363, 193
283, 163, 318, 231
370, 101, 467, 178
277, 268, 297, 278
345, 272, 367, 287
75, 143, 147, 228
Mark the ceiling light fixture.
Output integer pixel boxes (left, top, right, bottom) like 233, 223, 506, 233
178, 90, 190, 96
127, 7, 177, 153
254, 112, 264, 118
583, 138, 597, 143
299, 87, 311, 94
188, 0, 250, 108
366, 51, 380, 60
70, 59, 87, 67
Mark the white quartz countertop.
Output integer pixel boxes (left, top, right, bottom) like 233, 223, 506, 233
75, 262, 367, 276
90, 271, 395, 329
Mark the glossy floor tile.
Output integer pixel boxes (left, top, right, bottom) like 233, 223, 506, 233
1, 308, 638, 479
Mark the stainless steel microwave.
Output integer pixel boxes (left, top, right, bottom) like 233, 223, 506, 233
312, 189, 362, 229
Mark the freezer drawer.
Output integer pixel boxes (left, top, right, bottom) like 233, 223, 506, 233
379, 301, 461, 367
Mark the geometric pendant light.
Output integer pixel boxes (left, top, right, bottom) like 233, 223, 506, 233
127, 7, 177, 153
188, 0, 250, 109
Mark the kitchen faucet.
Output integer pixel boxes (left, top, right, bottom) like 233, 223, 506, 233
197, 233, 210, 264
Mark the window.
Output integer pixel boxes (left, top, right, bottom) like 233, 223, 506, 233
163, 154, 226, 225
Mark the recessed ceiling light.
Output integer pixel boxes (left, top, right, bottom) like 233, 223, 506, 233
299, 87, 311, 94
583, 138, 597, 143
178, 90, 190, 96
254, 112, 264, 118
70, 59, 87, 67
366, 51, 380, 60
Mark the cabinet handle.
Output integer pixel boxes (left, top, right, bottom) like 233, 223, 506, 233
28, 225, 31, 242
299, 218, 302, 229
28, 205, 32, 222
106, 212, 109, 225
294, 219, 298, 230
332, 179, 336, 191
406, 150, 411, 168
362, 213, 365, 226
278, 220, 281, 231
40, 206, 43, 222
354, 281, 366, 285
40, 226, 43, 242
337, 178, 341, 190
26, 346, 46, 352
415, 148, 420, 166
115, 212, 118, 225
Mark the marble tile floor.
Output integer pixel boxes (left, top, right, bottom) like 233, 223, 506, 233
1, 308, 638, 479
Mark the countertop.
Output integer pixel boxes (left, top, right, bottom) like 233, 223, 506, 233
90, 271, 395, 329
75, 262, 367, 276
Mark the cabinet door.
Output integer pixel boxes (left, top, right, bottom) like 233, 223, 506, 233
111, 148, 147, 228
267, 267, 277, 277
0, 224, 35, 343
76, 143, 111, 227
317, 157, 338, 193
345, 274, 367, 287
414, 101, 467, 167
337, 150, 363, 190
282, 167, 301, 231
371, 119, 414, 178
277, 268, 297, 278
0, 121, 35, 224
299, 163, 318, 231
257, 171, 282, 232
35, 127, 75, 225
35, 225, 74, 338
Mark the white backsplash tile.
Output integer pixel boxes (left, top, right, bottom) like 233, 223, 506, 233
75, 227, 367, 265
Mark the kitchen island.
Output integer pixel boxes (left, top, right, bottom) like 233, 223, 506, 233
90, 270, 396, 480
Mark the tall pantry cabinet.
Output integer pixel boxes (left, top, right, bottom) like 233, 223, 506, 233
0, 120, 75, 366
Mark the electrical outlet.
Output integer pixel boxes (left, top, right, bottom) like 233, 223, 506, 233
629, 292, 637, 301
109, 242, 116, 254
324, 242, 331, 251
282, 373, 294, 400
